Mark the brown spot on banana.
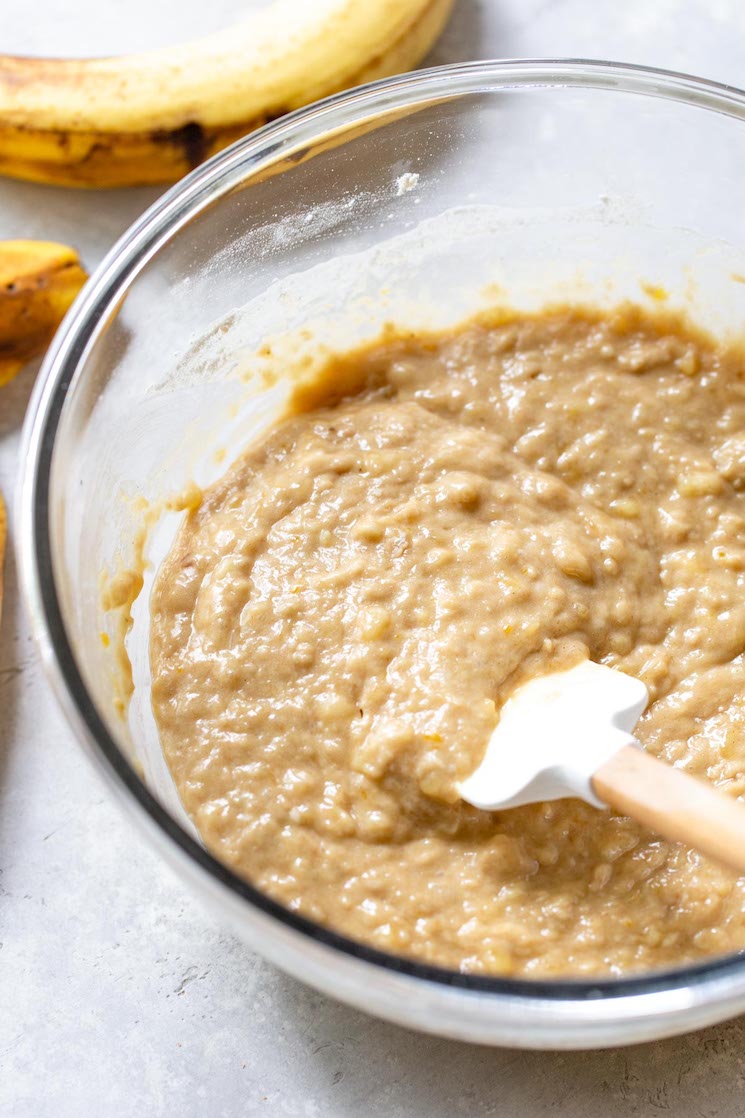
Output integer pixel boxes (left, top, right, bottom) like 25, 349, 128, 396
0, 0, 454, 189
163, 122, 208, 171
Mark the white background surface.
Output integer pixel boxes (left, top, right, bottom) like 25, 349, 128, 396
4, 2, 745, 1115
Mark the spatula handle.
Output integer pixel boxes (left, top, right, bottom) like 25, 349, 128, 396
592, 744, 745, 876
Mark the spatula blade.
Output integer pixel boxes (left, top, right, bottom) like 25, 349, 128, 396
458, 660, 649, 812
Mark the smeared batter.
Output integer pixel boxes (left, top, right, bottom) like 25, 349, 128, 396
150, 307, 745, 976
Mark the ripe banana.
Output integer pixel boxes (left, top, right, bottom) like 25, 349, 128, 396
0, 0, 454, 188
0, 241, 87, 385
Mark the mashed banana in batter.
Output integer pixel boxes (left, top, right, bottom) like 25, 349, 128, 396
150, 307, 745, 977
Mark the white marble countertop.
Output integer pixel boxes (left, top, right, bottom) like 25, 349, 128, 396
4, 2, 745, 1114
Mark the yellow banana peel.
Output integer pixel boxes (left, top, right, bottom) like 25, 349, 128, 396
0, 0, 454, 188
0, 240, 87, 386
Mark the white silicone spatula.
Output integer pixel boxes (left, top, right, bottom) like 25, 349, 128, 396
458, 660, 745, 876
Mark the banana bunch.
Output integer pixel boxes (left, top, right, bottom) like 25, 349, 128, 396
0, 0, 453, 188
0, 240, 87, 385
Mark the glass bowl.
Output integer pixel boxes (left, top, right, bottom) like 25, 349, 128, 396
18, 59, 745, 1048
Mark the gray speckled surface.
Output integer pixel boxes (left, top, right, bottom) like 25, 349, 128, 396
4, 2, 745, 1114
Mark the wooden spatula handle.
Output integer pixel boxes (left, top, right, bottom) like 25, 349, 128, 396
592, 744, 745, 876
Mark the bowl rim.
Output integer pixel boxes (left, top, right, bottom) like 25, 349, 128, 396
18, 57, 745, 1011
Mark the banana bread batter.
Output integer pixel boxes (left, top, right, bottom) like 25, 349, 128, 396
150, 307, 745, 977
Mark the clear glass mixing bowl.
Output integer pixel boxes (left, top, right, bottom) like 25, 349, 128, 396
18, 60, 745, 1048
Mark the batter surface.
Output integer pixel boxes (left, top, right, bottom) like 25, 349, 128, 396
150, 307, 745, 977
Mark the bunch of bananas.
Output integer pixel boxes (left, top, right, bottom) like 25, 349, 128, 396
0, 0, 452, 395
